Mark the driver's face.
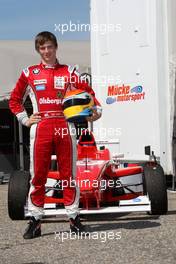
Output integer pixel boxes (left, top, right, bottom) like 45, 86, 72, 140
38, 41, 57, 64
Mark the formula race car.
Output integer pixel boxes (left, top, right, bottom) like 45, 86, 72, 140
8, 129, 168, 220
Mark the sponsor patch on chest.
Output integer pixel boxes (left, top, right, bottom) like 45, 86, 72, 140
54, 76, 65, 89
35, 84, 46, 91
33, 79, 47, 85
33, 68, 40, 74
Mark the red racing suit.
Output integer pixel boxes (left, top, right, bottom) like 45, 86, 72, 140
9, 62, 102, 219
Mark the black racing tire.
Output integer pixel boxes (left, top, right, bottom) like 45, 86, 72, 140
143, 164, 168, 215
8, 170, 30, 220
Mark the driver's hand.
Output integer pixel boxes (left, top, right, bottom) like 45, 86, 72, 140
25, 113, 41, 127
86, 107, 102, 122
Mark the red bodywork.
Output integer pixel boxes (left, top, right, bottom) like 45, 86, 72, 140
45, 130, 143, 210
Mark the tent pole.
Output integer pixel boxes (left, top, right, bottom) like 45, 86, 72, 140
18, 122, 24, 171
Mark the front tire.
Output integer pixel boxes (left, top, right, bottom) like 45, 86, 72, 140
8, 170, 30, 220
143, 164, 168, 215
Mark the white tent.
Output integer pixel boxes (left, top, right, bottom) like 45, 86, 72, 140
0, 40, 90, 101
90, 0, 176, 189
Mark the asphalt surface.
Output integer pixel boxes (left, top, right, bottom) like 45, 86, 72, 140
0, 184, 176, 264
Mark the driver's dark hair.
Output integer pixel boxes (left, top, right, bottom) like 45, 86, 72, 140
35, 31, 58, 52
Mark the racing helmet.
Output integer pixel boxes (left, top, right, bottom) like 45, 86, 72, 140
62, 89, 94, 122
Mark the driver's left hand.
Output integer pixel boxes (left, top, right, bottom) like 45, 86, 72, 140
86, 107, 102, 122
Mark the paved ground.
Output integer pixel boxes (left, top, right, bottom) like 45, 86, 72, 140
0, 184, 176, 264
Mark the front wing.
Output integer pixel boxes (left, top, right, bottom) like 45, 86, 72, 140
25, 195, 151, 217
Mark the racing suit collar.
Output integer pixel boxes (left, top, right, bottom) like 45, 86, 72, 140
40, 59, 60, 69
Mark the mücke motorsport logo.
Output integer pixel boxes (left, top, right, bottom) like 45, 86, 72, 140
106, 84, 145, 104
